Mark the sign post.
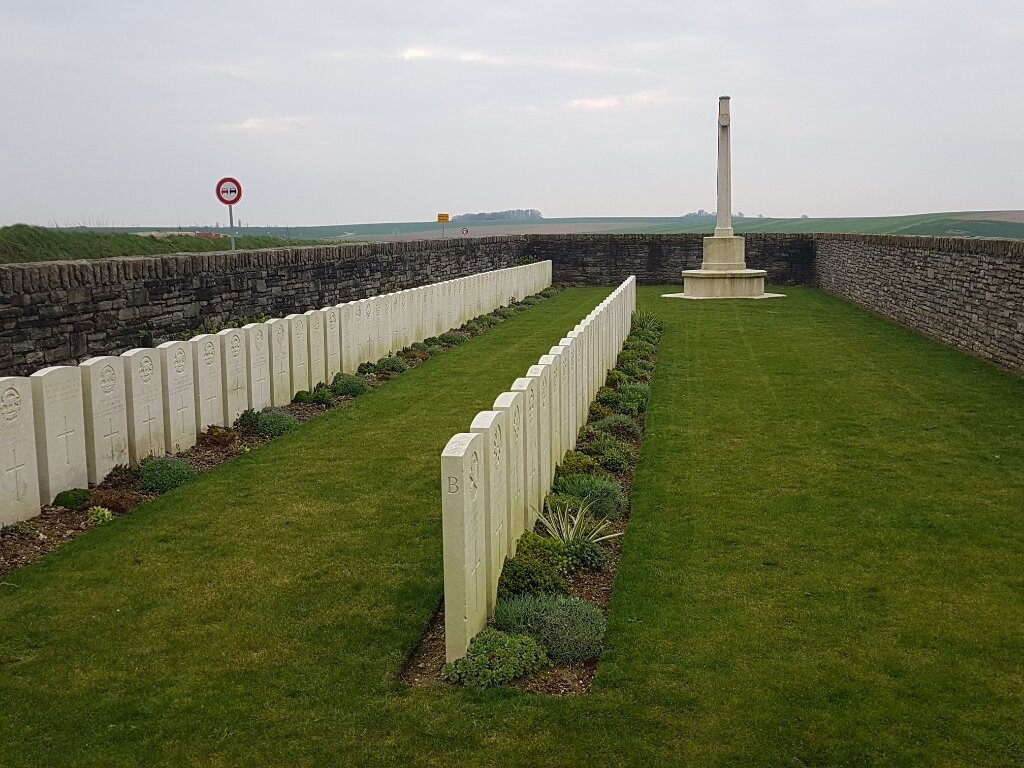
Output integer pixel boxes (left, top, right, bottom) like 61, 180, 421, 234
437, 212, 449, 238
216, 177, 243, 251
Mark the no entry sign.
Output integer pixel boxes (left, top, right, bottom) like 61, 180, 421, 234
216, 177, 242, 206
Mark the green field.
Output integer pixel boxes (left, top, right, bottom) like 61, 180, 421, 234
1, 287, 1021, 766
3, 210, 1022, 264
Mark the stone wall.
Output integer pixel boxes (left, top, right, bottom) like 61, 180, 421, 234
0, 238, 529, 376
522, 233, 816, 286
814, 234, 1024, 375
3, 232, 1022, 377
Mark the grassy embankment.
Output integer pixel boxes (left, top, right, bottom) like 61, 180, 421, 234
1, 286, 1021, 766
0, 224, 323, 265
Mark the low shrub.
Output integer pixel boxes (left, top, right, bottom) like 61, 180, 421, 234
399, 348, 429, 362
539, 287, 559, 298
497, 552, 569, 600
423, 336, 442, 346
580, 433, 637, 474
138, 457, 198, 493
623, 337, 656, 357
630, 328, 660, 345
596, 384, 649, 416
589, 414, 642, 441
411, 341, 429, 352
552, 473, 624, 520
482, 313, 503, 326
331, 373, 370, 397
292, 389, 314, 404
87, 506, 114, 525
566, 539, 606, 571
494, 307, 516, 319
605, 369, 629, 390
357, 361, 379, 375
53, 488, 91, 511
203, 425, 240, 447
257, 410, 299, 438
619, 360, 654, 382
617, 350, 655, 371
308, 384, 334, 406
441, 628, 549, 688
493, 594, 607, 665
556, 451, 605, 478
511, 301, 530, 313
377, 356, 408, 374
439, 331, 469, 345
426, 345, 444, 357
588, 401, 614, 421
516, 532, 572, 575
463, 321, 482, 334
521, 296, 542, 306
234, 408, 260, 433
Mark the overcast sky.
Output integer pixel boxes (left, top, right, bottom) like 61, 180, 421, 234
1, 0, 1021, 226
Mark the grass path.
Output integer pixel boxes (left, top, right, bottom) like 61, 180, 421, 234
2, 286, 1022, 767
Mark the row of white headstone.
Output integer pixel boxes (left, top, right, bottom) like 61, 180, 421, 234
440, 275, 637, 662
0, 261, 553, 524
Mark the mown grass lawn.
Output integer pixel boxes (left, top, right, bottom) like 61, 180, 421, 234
1, 286, 1021, 767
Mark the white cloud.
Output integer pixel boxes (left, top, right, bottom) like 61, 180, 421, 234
568, 96, 621, 110
566, 91, 674, 110
221, 116, 310, 133
399, 47, 504, 65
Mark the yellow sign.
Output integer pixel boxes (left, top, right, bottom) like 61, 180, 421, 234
437, 213, 450, 223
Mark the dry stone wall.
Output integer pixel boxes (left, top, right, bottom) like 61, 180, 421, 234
523, 233, 816, 286
814, 234, 1024, 375
0, 239, 530, 377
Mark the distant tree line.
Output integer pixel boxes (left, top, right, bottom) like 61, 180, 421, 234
452, 209, 543, 222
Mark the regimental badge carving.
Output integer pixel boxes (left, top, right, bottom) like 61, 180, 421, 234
313, 317, 321, 332
469, 450, 480, 502
255, 328, 265, 351
296, 323, 304, 340
493, 425, 502, 469
329, 313, 337, 330
0, 387, 21, 422
541, 384, 548, 409
173, 348, 187, 375
512, 405, 521, 441
203, 341, 216, 366
100, 364, 117, 394
139, 356, 154, 384
528, 389, 535, 417
231, 335, 241, 359
276, 325, 286, 351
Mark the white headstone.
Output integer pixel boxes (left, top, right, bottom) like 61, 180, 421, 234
266, 318, 292, 407
217, 328, 249, 427
441, 432, 488, 663
525, 363, 553, 502
286, 313, 310, 395
355, 299, 371, 366
155, 342, 197, 455
323, 306, 342, 382
390, 293, 402, 353
557, 338, 578, 450
80, 356, 130, 483
338, 303, 357, 375
242, 322, 271, 412
492, 391, 526, 550
470, 410, 509, 614
304, 309, 327, 389
538, 353, 563, 469
510, 375, 542, 527
29, 367, 87, 504
371, 297, 385, 361
0, 377, 41, 523
191, 333, 225, 431
122, 349, 166, 465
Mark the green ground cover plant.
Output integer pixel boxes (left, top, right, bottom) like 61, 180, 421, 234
440, 628, 549, 689
1, 287, 1022, 766
493, 594, 607, 665
255, 409, 300, 438
137, 457, 198, 493
550, 472, 624, 519
52, 488, 91, 511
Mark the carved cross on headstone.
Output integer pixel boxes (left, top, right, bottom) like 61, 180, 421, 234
141, 405, 158, 452
57, 415, 76, 465
103, 418, 121, 462
5, 448, 27, 501
176, 393, 190, 434
254, 368, 268, 404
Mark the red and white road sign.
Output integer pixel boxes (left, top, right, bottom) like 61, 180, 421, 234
215, 177, 243, 206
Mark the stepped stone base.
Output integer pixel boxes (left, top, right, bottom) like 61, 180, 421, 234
666, 268, 783, 300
